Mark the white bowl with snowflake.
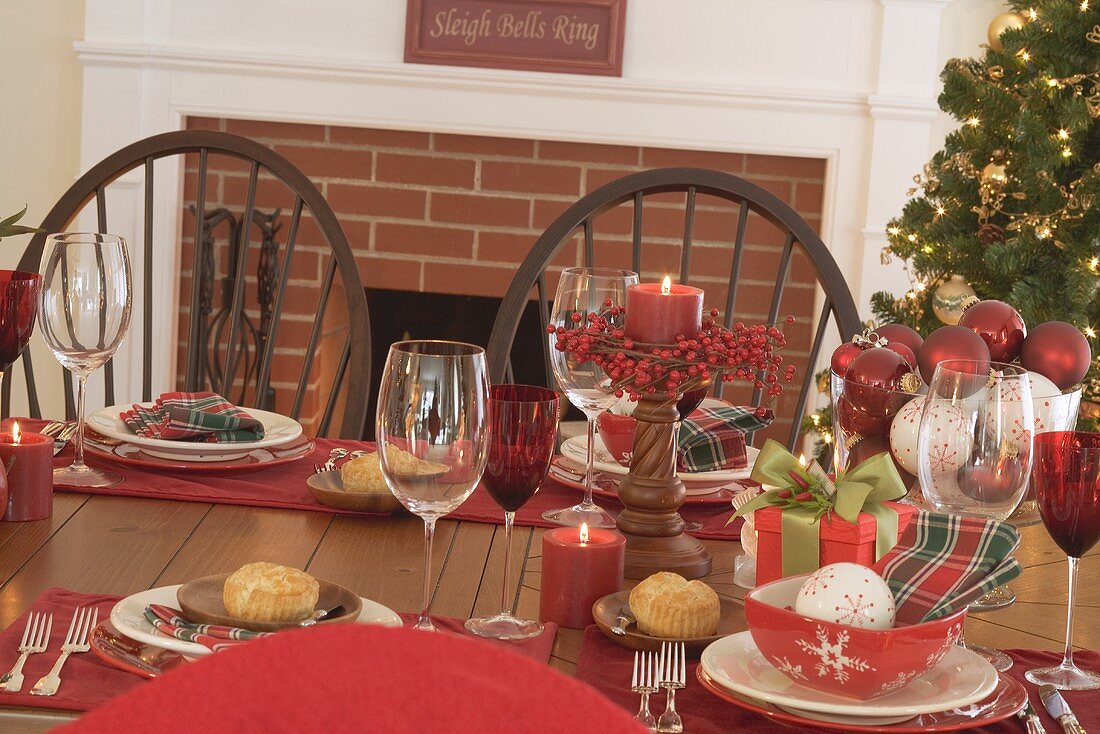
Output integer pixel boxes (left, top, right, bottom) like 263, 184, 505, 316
744, 574, 968, 700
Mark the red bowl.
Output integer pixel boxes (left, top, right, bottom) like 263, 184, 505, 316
744, 575, 966, 700
596, 412, 636, 466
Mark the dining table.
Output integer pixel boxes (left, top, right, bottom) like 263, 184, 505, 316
0, 484, 1094, 731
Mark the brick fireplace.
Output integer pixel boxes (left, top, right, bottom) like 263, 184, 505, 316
178, 116, 825, 441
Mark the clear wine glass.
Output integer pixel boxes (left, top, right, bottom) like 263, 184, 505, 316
543, 267, 638, 529
918, 358, 1033, 672
376, 340, 489, 633
39, 233, 133, 488
465, 384, 559, 640
1026, 431, 1100, 690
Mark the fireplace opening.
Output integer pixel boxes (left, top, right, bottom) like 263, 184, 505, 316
363, 288, 549, 439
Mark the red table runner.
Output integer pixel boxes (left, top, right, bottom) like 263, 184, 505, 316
48, 435, 741, 541
0, 588, 557, 714
575, 625, 1100, 733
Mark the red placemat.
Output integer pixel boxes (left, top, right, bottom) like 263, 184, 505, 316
0, 588, 558, 713
574, 625, 1100, 733
36, 422, 739, 540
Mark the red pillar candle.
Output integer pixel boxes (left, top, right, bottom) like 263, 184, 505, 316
540, 523, 626, 628
624, 276, 704, 345
0, 423, 53, 521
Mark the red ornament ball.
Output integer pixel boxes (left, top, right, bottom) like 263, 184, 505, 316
875, 324, 924, 357
882, 341, 917, 370
844, 348, 917, 415
830, 340, 866, 377
836, 395, 891, 439
917, 325, 991, 384
1020, 321, 1092, 389
957, 300, 1026, 362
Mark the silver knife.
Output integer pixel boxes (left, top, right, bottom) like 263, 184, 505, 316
1018, 700, 1048, 734
1040, 684, 1087, 734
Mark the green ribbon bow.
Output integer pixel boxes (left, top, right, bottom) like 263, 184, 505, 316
733, 439, 908, 577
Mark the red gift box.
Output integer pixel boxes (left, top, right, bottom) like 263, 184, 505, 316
753, 501, 918, 585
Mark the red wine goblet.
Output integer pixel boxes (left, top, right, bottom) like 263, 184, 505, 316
0, 270, 41, 376
465, 384, 559, 640
1026, 431, 1100, 690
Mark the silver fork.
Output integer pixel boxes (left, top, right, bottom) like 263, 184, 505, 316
52, 423, 78, 456
31, 607, 98, 697
657, 641, 686, 733
39, 422, 65, 438
0, 612, 52, 692
631, 650, 658, 732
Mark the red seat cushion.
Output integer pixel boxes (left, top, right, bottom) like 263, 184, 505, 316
62, 623, 644, 733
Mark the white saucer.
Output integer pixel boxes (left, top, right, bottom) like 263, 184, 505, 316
699, 631, 998, 719
560, 434, 757, 491
111, 585, 402, 659
88, 404, 303, 461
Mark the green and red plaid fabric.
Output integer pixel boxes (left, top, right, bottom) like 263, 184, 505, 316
676, 406, 773, 472
872, 510, 1021, 624
121, 392, 265, 443
143, 604, 270, 652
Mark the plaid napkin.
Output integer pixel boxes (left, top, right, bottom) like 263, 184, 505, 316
872, 510, 1022, 624
143, 604, 271, 652
677, 406, 773, 472
120, 392, 265, 443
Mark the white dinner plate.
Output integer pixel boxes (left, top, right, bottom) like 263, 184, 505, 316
699, 631, 998, 720
111, 585, 402, 659
88, 404, 303, 461
560, 434, 758, 491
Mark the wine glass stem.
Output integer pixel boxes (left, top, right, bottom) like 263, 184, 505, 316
418, 516, 437, 629
1060, 555, 1081, 669
583, 416, 597, 507
500, 510, 515, 616
72, 374, 89, 471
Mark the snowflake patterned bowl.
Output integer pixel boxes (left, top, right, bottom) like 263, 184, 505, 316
745, 574, 967, 700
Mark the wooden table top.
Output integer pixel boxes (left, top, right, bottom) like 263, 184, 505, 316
1, 492, 1097, 730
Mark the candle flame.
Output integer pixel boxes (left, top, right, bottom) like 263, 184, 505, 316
12, 422, 20, 444
661, 275, 671, 295
798, 453, 807, 466
579, 522, 590, 543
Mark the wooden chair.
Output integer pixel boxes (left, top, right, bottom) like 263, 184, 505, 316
8, 130, 370, 438
485, 167, 861, 452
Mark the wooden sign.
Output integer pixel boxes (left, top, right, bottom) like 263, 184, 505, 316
405, 0, 626, 77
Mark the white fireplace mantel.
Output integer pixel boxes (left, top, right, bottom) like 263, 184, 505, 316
77, 0, 955, 399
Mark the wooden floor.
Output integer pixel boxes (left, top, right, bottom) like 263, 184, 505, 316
0, 492, 1096, 729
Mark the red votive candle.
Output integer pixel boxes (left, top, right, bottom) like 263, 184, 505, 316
540, 523, 626, 628
0, 423, 53, 521
624, 276, 704, 344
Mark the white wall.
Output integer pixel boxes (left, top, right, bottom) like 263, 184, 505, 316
2, 0, 1009, 414
0, 0, 85, 417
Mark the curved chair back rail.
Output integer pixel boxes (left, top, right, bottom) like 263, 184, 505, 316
10, 130, 370, 438
485, 167, 861, 452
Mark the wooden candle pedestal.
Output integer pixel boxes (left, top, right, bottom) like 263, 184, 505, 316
615, 394, 712, 580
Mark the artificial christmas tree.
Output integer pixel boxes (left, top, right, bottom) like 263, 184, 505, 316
872, 1, 1100, 421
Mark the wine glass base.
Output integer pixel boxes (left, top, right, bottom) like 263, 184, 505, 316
1008, 500, 1043, 528
968, 585, 1016, 612
1025, 662, 1100, 690
542, 502, 616, 528
963, 642, 1014, 672
53, 465, 123, 488
464, 613, 544, 641
411, 616, 437, 633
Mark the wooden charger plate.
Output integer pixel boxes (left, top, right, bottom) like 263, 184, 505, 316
177, 573, 363, 632
592, 590, 746, 655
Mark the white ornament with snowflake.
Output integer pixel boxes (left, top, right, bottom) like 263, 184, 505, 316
989, 371, 1078, 453
795, 626, 876, 683
889, 397, 970, 476
794, 563, 896, 631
